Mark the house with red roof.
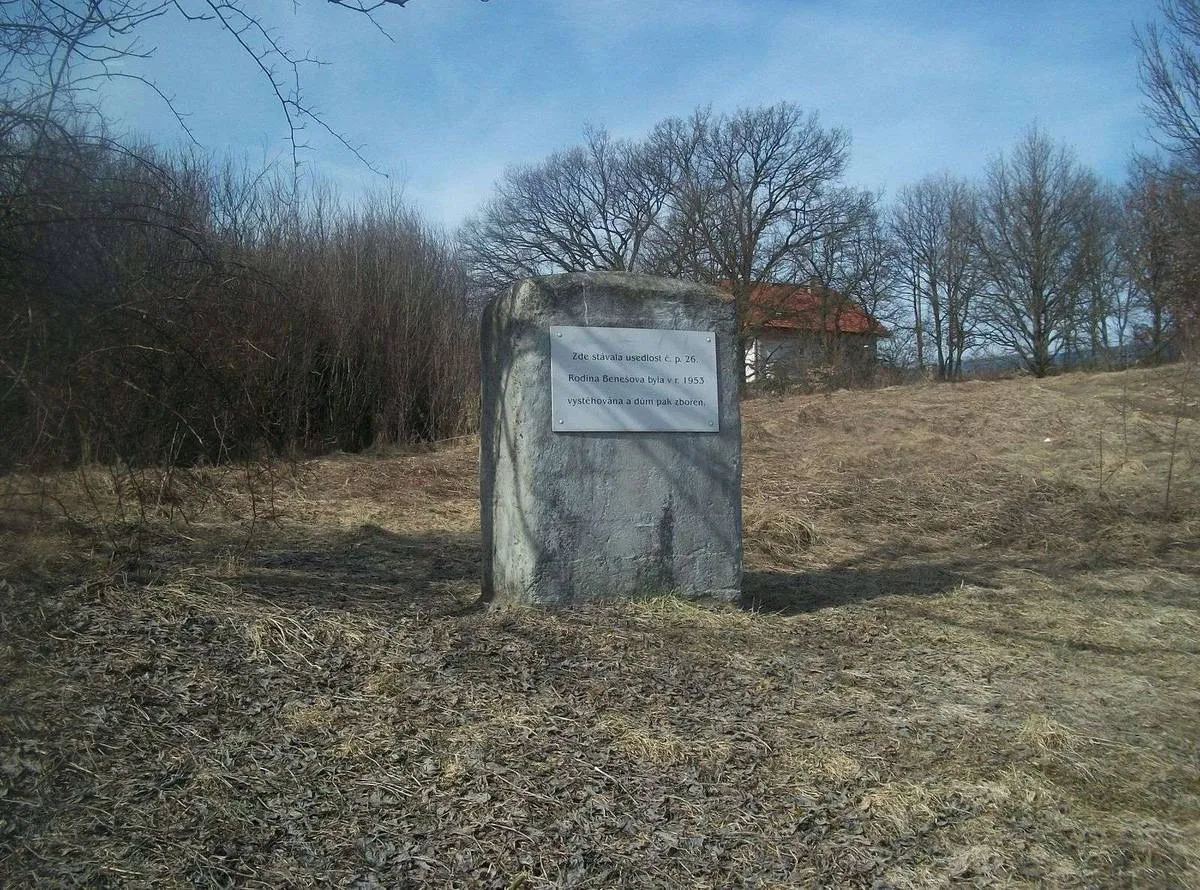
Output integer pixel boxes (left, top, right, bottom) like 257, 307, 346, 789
732, 282, 890, 383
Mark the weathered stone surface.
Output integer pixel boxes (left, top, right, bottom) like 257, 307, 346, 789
480, 272, 742, 605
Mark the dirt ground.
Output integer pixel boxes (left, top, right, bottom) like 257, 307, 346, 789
2, 365, 1198, 888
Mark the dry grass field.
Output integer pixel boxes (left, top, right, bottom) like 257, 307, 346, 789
2, 365, 1198, 888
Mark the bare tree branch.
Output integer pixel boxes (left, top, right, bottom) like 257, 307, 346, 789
1137, 0, 1200, 164
460, 126, 676, 294
0, 0, 433, 177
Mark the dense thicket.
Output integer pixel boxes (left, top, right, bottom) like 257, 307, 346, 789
0, 112, 477, 472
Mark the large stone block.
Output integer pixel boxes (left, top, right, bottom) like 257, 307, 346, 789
480, 272, 742, 605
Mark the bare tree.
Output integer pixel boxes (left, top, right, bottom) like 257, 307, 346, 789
891, 174, 983, 379
1124, 164, 1177, 353
1124, 158, 1200, 352
648, 103, 857, 356
975, 126, 1098, 377
1137, 0, 1200, 166
1073, 182, 1128, 361
459, 127, 675, 295
1133, 2, 1200, 355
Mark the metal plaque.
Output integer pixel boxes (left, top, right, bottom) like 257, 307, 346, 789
550, 325, 719, 432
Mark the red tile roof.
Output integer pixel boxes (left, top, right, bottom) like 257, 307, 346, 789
725, 282, 890, 336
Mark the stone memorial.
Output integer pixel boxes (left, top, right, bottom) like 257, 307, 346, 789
480, 272, 742, 605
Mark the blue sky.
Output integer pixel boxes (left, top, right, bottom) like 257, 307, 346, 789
99, 0, 1159, 231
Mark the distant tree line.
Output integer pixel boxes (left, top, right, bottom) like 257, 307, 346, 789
890, 130, 1194, 379
461, 104, 1197, 382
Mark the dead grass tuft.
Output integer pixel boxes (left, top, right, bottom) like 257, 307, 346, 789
743, 499, 818, 562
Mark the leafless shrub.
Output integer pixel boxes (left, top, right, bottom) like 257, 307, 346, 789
0, 107, 478, 495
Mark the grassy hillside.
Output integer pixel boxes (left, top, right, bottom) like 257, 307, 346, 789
2, 366, 1198, 888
